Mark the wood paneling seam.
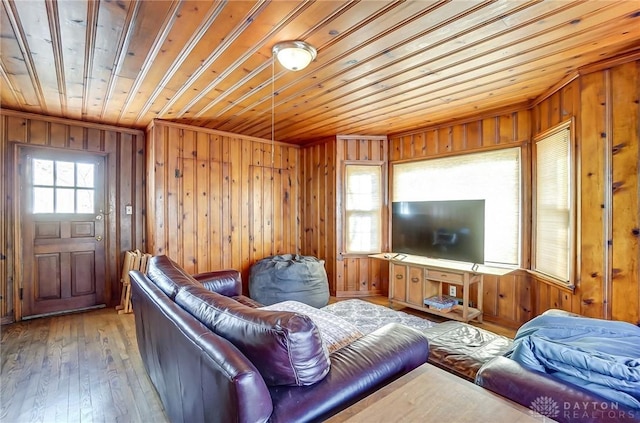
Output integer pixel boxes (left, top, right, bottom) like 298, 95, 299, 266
119, 0, 182, 123
44, 0, 67, 115
101, 1, 140, 120
2, 0, 48, 113
156, 1, 271, 119
191, 1, 317, 119
0, 62, 22, 105
603, 69, 613, 320
82, 0, 99, 119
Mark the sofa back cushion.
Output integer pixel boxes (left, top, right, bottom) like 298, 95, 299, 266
146, 255, 198, 300
175, 283, 330, 386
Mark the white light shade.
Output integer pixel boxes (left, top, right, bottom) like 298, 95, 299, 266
272, 41, 317, 71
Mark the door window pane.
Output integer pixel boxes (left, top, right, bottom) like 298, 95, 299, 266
77, 189, 94, 213
33, 159, 54, 185
33, 187, 54, 213
77, 163, 94, 188
56, 188, 75, 213
56, 161, 75, 187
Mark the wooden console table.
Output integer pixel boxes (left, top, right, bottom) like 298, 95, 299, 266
326, 363, 545, 422
370, 254, 515, 323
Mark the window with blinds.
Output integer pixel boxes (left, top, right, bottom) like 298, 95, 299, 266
533, 123, 573, 284
344, 164, 382, 253
393, 147, 521, 266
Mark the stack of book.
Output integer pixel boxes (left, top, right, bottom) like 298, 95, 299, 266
423, 295, 458, 313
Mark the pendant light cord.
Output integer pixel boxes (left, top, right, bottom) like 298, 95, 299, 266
271, 57, 276, 256
271, 58, 275, 168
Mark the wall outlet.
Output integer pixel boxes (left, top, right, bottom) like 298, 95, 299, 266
449, 285, 456, 297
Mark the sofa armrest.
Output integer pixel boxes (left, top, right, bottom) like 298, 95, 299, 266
475, 356, 640, 423
130, 270, 273, 423
192, 269, 242, 296
268, 323, 429, 423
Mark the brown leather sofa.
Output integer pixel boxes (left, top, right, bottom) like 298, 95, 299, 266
130, 255, 430, 423
476, 357, 639, 423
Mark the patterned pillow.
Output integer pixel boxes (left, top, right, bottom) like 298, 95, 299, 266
260, 301, 364, 353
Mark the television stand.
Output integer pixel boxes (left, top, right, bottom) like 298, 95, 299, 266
370, 254, 513, 323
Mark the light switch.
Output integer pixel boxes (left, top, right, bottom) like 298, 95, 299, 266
125, 205, 133, 215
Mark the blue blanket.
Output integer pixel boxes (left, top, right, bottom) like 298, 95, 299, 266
507, 314, 640, 409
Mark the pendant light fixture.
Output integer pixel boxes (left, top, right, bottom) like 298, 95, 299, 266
269, 40, 318, 152
269, 41, 316, 253
272, 40, 317, 71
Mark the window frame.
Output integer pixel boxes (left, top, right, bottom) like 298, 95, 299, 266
31, 158, 97, 214
341, 161, 386, 256
531, 120, 577, 289
390, 146, 523, 268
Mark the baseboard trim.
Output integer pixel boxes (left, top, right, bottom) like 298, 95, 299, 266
22, 304, 106, 321
1, 315, 15, 325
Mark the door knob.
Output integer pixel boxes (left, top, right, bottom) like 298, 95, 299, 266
95, 235, 103, 241
95, 214, 103, 220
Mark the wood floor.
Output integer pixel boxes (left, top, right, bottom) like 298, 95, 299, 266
1, 297, 516, 423
1, 308, 168, 423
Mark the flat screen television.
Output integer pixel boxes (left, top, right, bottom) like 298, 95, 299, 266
391, 200, 485, 264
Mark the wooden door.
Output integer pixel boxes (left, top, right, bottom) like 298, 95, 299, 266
20, 148, 106, 318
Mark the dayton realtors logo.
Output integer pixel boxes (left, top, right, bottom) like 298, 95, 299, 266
530, 396, 560, 419
530, 396, 637, 421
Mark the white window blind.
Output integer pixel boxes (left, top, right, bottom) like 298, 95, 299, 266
345, 164, 382, 253
393, 147, 521, 266
534, 126, 571, 283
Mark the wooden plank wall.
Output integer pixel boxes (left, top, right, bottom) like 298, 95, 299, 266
389, 110, 532, 328
0, 109, 146, 322
609, 62, 640, 324
530, 78, 582, 317
300, 138, 337, 295
300, 135, 389, 298
0, 114, 7, 322
146, 120, 301, 293
532, 60, 640, 324
335, 136, 389, 297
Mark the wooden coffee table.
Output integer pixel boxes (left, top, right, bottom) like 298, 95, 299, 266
327, 363, 548, 422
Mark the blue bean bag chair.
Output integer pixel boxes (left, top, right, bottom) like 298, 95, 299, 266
249, 254, 329, 308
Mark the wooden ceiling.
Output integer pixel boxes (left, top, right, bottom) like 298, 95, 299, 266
1, 1, 639, 145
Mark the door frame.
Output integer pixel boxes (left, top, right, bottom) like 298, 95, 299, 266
12, 144, 110, 321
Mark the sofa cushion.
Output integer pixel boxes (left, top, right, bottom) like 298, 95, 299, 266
422, 321, 513, 381
260, 301, 364, 353
146, 255, 198, 299
175, 284, 330, 387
